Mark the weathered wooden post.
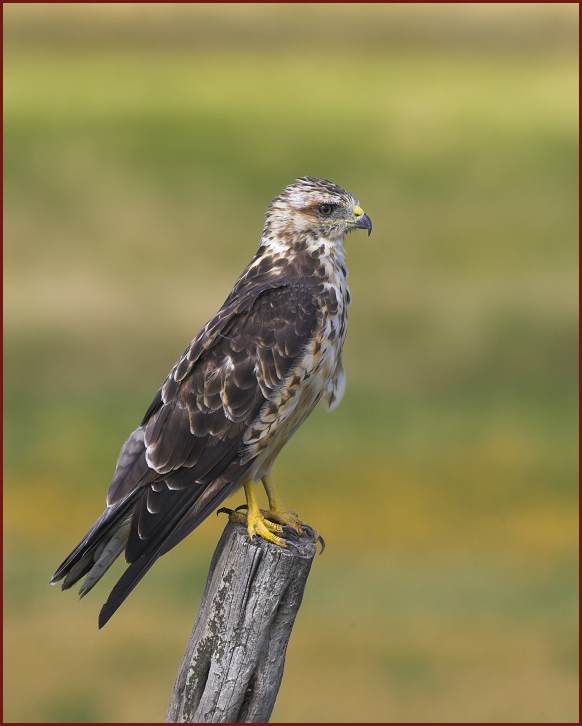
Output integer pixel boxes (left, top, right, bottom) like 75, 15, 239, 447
165, 520, 317, 723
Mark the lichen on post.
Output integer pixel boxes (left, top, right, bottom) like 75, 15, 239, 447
165, 520, 317, 723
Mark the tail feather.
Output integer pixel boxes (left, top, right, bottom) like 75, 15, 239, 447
98, 478, 240, 627
50, 493, 138, 592
78, 515, 132, 597
98, 547, 164, 628
53, 467, 245, 626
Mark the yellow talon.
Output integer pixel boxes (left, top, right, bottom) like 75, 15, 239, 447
233, 481, 289, 548
261, 475, 304, 534
219, 478, 324, 551
261, 476, 324, 551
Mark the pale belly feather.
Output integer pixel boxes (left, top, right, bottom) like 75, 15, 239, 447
243, 281, 348, 482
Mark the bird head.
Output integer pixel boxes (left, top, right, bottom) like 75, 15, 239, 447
264, 176, 372, 244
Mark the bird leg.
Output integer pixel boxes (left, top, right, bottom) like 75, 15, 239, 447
261, 475, 325, 551
261, 475, 304, 534
217, 477, 325, 551
220, 480, 288, 548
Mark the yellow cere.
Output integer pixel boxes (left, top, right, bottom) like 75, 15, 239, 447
353, 205, 364, 218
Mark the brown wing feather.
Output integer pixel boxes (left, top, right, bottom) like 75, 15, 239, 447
94, 280, 325, 626
108, 281, 323, 567
54, 268, 331, 628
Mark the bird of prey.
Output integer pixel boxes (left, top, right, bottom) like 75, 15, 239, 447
51, 176, 372, 628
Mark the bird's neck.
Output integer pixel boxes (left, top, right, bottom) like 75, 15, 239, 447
259, 232, 347, 268
261, 235, 347, 287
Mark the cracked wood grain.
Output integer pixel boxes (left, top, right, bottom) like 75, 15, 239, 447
165, 521, 317, 723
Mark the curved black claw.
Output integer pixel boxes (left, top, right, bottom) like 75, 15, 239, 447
217, 507, 234, 517
282, 538, 301, 553
281, 525, 301, 540
293, 523, 325, 553
234, 504, 249, 512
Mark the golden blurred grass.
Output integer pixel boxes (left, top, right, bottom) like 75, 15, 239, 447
3, 4, 578, 723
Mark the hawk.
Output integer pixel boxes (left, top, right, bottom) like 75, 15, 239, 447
51, 176, 372, 628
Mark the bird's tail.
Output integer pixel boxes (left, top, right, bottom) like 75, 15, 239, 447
96, 480, 237, 628
52, 477, 242, 628
50, 491, 139, 598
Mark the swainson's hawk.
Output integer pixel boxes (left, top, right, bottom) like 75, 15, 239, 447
51, 176, 372, 627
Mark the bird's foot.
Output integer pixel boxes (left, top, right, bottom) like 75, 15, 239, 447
217, 505, 289, 548
218, 502, 325, 552
263, 507, 325, 553
259, 474, 324, 552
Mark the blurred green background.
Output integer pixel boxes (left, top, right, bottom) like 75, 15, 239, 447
4, 3, 578, 723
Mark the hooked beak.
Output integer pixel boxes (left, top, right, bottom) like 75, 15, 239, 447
352, 205, 372, 236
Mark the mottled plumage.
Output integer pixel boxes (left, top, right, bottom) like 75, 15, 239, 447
51, 176, 371, 627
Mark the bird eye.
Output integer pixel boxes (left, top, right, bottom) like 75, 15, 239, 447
318, 204, 333, 216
